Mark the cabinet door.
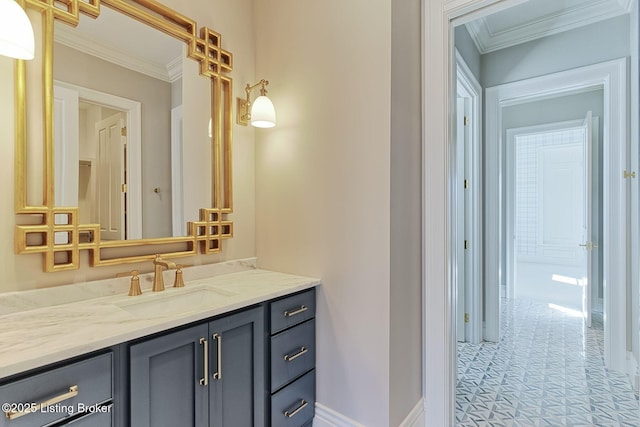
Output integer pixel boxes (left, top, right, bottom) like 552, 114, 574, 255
130, 324, 209, 427
209, 306, 265, 427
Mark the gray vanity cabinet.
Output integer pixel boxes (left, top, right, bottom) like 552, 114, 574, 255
129, 306, 265, 427
0, 352, 113, 427
129, 324, 209, 427
208, 306, 265, 427
268, 289, 316, 427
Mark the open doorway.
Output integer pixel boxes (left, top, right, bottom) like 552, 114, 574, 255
53, 81, 143, 241
506, 115, 601, 323
421, 0, 640, 425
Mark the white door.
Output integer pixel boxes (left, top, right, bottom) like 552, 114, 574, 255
53, 85, 80, 208
97, 114, 126, 240
581, 111, 595, 327
456, 97, 466, 342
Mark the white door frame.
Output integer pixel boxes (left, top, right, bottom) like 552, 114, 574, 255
484, 59, 627, 368
54, 80, 143, 240
171, 105, 185, 237
422, 1, 634, 425
455, 50, 483, 344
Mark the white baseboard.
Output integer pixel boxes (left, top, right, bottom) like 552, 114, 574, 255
313, 399, 425, 427
398, 399, 425, 427
313, 403, 366, 427
628, 351, 640, 391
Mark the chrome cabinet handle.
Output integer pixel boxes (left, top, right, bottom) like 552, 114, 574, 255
284, 399, 308, 418
199, 337, 208, 386
5, 385, 79, 420
213, 333, 222, 380
284, 305, 308, 317
283, 347, 308, 362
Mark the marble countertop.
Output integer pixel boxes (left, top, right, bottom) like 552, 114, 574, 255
0, 260, 320, 379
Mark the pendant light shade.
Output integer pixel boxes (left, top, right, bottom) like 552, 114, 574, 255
0, 0, 35, 60
250, 95, 276, 128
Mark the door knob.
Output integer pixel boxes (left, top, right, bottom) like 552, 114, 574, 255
578, 242, 598, 250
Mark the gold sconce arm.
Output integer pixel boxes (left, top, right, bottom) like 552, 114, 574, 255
237, 79, 276, 128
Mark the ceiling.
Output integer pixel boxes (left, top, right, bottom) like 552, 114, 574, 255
465, 0, 633, 54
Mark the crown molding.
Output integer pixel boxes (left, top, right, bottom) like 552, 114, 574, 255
466, 0, 632, 54
54, 24, 182, 83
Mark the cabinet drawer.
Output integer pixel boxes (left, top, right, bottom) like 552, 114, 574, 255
0, 353, 112, 427
270, 370, 315, 427
62, 404, 112, 426
270, 289, 315, 334
271, 320, 315, 392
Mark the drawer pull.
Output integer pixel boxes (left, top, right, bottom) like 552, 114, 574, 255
5, 385, 79, 420
284, 305, 308, 317
283, 346, 308, 362
213, 333, 222, 380
284, 399, 308, 418
199, 337, 208, 386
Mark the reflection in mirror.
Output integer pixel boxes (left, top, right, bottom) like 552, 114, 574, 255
52, 5, 201, 241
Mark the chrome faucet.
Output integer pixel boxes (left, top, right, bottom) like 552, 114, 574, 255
152, 254, 177, 292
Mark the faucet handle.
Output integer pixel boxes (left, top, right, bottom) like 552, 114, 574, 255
128, 270, 142, 296
174, 265, 185, 288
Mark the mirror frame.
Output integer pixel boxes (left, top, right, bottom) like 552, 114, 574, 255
14, 0, 234, 272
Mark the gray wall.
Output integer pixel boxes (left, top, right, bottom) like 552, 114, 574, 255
390, 0, 423, 424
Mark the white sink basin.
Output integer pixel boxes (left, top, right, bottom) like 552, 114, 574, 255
115, 287, 236, 317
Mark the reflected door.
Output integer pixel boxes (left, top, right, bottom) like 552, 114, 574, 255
97, 114, 126, 240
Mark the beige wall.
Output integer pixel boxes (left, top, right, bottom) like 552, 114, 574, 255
252, 0, 424, 425
1, 1, 424, 424
390, 0, 423, 424
0, 0, 256, 291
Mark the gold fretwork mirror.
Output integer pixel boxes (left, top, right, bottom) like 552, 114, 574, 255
14, 0, 233, 272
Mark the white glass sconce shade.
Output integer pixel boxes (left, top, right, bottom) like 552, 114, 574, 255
0, 0, 35, 60
250, 95, 276, 128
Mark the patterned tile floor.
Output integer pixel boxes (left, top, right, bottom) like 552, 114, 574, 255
456, 299, 640, 426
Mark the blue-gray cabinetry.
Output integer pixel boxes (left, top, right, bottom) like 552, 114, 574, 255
129, 323, 209, 426
269, 289, 316, 427
209, 307, 265, 427
129, 306, 264, 427
0, 353, 113, 427
0, 286, 316, 427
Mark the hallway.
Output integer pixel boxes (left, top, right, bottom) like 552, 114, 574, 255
456, 299, 640, 426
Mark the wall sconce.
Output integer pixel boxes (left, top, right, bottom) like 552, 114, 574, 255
236, 79, 276, 128
0, 0, 35, 60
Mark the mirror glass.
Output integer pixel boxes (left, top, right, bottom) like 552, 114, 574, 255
16, 0, 233, 271
52, 5, 208, 241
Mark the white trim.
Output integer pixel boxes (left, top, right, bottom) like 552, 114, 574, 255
455, 50, 483, 344
484, 58, 629, 372
171, 105, 185, 237
398, 399, 426, 427
313, 403, 366, 427
54, 80, 143, 240
629, 0, 640, 392
54, 24, 182, 83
